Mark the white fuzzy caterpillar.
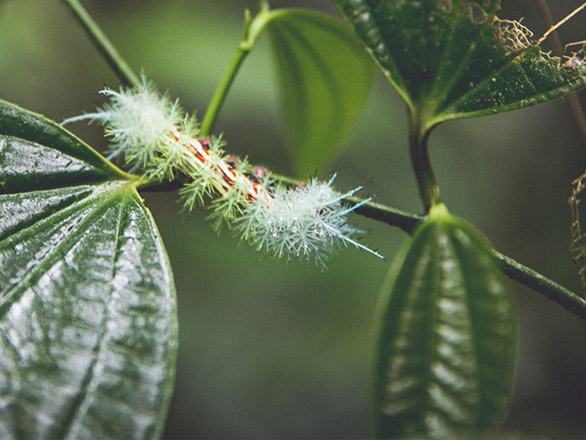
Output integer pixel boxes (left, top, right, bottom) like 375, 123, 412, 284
63, 79, 383, 264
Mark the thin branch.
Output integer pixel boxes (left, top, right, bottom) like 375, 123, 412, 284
409, 110, 441, 212
265, 172, 425, 234
535, 0, 586, 146
200, 41, 251, 136
346, 194, 586, 321
494, 250, 586, 320
351, 197, 586, 320
536, 1, 586, 45
347, 197, 424, 235
61, 0, 141, 89
200, 5, 278, 136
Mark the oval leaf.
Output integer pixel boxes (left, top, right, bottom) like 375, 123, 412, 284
0, 100, 177, 439
267, 10, 375, 176
332, 0, 586, 128
375, 204, 517, 438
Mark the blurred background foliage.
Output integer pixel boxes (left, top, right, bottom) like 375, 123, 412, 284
1, 0, 586, 437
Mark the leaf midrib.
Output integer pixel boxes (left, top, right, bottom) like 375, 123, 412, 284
57, 192, 127, 440
0, 180, 132, 315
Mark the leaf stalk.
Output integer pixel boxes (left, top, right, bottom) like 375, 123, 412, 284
494, 250, 586, 320
199, 37, 252, 136
201, 4, 278, 136
353, 199, 586, 322
409, 111, 441, 212
61, 0, 141, 89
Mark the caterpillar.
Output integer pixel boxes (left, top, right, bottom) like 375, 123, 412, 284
63, 78, 383, 265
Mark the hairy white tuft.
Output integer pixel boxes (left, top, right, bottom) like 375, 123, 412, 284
63, 79, 191, 173
64, 80, 383, 264
239, 177, 383, 264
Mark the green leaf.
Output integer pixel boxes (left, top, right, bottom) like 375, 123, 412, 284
375, 204, 517, 438
332, 0, 586, 129
267, 10, 375, 176
0, 100, 177, 439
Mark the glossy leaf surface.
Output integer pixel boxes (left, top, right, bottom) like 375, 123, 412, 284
332, 0, 586, 128
0, 100, 177, 439
376, 205, 517, 438
267, 9, 374, 176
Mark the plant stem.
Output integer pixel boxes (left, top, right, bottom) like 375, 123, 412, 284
200, 43, 251, 136
535, 0, 586, 147
345, 192, 586, 320
61, 0, 141, 89
266, 172, 425, 234
362, 201, 586, 320
351, 195, 586, 320
494, 250, 586, 320
536, 1, 586, 45
409, 111, 441, 212
201, 5, 278, 136
347, 197, 424, 235
355, 199, 586, 321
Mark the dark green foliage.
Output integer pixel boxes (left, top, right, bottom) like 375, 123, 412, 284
0, 100, 177, 440
267, 9, 374, 176
376, 205, 517, 438
332, 0, 586, 128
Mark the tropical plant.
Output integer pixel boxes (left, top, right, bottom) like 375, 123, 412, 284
1, 0, 586, 438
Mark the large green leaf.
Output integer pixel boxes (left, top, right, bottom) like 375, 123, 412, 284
332, 0, 586, 129
0, 100, 177, 439
267, 10, 375, 176
375, 204, 517, 438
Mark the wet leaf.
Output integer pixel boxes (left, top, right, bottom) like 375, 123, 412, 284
332, 0, 586, 129
0, 100, 177, 439
375, 204, 517, 438
267, 9, 375, 176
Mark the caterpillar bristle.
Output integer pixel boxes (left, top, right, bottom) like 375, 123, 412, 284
64, 77, 382, 265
